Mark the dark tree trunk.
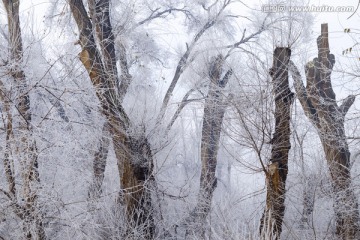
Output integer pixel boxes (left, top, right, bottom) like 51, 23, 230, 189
260, 47, 294, 239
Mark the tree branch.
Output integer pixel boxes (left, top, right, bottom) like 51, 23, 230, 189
155, 1, 233, 125
88, 0, 120, 94
117, 40, 132, 103
39, 91, 69, 123
165, 88, 202, 133
317, 23, 336, 101
289, 60, 320, 128
339, 95, 356, 116
69, 0, 130, 127
219, 69, 232, 87
224, 19, 267, 59
156, 17, 217, 123
225, 28, 263, 49
137, 7, 194, 26
305, 60, 323, 116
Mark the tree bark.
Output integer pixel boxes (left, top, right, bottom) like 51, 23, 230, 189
259, 47, 294, 239
2, 0, 46, 239
69, 0, 154, 237
290, 23, 359, 239
88, 0, 120, 94
88, 122, 110, 199
186, 54, 231, 237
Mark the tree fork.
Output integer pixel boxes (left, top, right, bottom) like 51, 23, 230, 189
290, 24, 360, 239
69, 0, 155, 237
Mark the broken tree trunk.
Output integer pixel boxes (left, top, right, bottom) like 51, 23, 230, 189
186, 54, 232, 238
69, 0, 154, 237
289, 23, 359, 239
260, 47, 294, 239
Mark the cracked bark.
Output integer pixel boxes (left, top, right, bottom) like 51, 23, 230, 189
259, 47, 294, 240
289, 23, 359, 239
186, 54, 231, 238
2, 0, 45, 239
69, 0, 154, 237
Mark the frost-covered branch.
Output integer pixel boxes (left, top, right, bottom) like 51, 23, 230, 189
137, 7, 194, 26
339, 94, 356, 116
165, 88, 204, 133
156, 1, 231, 124
289, 60, 320, 128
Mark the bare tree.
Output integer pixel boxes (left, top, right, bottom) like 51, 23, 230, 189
290, 23, 359, 239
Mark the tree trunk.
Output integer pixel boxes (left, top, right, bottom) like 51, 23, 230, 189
290, 23, 359, 239
69, 0, 154, 237
186, 54, 232, 238
118, 134, 155, 238
1, 0, 46, 239
260, 47, 294, 239
88, 122, 110, 199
